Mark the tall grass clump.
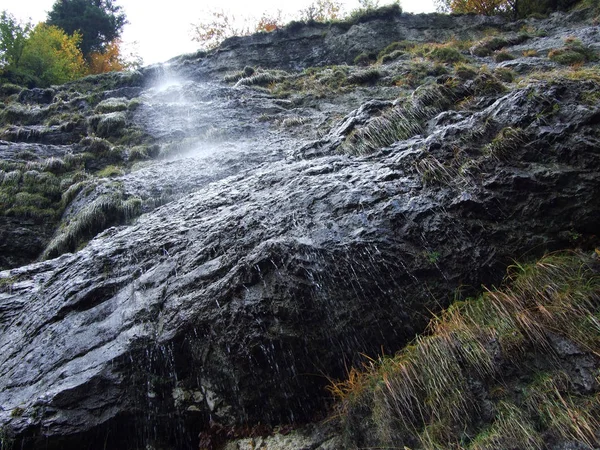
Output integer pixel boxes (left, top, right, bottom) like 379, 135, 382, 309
340, 84, 455, 155
43, 193, 142, 259
330, 252, 600, 449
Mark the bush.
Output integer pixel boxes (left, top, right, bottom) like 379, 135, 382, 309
354, 52, 374, 66
347, 68, 381, 84
347, 2, 402, 23
494, 50, 515, 62
548, 39, 595, 65
430, 46, 465, 63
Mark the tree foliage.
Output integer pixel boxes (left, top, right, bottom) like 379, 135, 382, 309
191, 10, 249, 50
449, 0, 510, 15
19, 23, 87, 86
255, 11, 284, 33
299, 0, 343, 22
46, 0, 127, 58
439, 0, 579, 16
87, 39, 140, 74
0, 11, 31, 67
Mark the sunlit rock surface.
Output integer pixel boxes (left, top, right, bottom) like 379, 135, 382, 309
1, 6, 600, 450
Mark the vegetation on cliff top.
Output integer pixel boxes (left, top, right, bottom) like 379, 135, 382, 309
0, 0, 136, 88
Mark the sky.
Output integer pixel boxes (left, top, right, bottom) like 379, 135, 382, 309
3, 0, 437, 66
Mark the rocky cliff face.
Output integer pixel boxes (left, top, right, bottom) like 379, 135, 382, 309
1, 6, 599, 450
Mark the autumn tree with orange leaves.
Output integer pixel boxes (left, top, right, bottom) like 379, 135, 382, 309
87, 39, 141, 74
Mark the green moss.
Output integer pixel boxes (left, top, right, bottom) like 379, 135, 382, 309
94, 97, 129, 113
97, 165, 123, 178
454, 63, 478, 80
494, 67, 516, 83
379, 50, 405, 64
549, 49, 587, 65
378, 41, 416, 60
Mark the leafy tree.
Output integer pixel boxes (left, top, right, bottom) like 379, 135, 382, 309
449, 0, 508, 15
0, 11, 32, 67
439, 0, 578, 17
299, 0, 343, 22
191, 10, 250, 50
19, 23, 87, 86
87, 38, 141, 74
46, 0, 126, 58
255, 11, 284, 33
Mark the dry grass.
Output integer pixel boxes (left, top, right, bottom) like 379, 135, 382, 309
330, 252, 600, 449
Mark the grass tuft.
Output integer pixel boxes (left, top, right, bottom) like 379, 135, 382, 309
330, 252, 600, 449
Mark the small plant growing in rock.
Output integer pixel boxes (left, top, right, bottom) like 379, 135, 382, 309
353, 52, 374, 66
454, 62, 478, 80
347, 68, 381, 85
549, 37, 597, 66
430, 45, 465, 63
522, 49, 538, 57
494, 67, 516, 82
494, 50, 515, 62
484, 127, 526, 160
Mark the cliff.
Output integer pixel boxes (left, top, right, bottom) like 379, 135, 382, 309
0, 5, 599, 449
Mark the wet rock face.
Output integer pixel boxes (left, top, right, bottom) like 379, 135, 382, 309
1, 8, 600, 450
1, 74, 599, 449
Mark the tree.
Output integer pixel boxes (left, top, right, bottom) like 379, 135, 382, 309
448, 0, 508, 15
87, 38, 141, 74
19, 23, 87, 86
299, 0, 343, 22
191, 10, 250, 50
255, 11, 284, 33
46, 0, 126, 58
0, 11, 32, 68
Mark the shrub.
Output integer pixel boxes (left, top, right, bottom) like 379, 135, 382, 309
347, 2, 402, 23
347, 68, 381, 84
494, 50, 515, 62
18, 24, 87, 87
379, 50, 404, 64
430, 46, 465, 63
548, 37, 596, 66
353, 52, 373, 66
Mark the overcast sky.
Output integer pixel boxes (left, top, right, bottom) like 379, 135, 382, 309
3, 0, 437, 65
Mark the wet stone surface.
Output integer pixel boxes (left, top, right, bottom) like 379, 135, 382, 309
0, 7, 600, 450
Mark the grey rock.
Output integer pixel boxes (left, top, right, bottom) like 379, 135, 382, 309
0, 7, 600, 450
